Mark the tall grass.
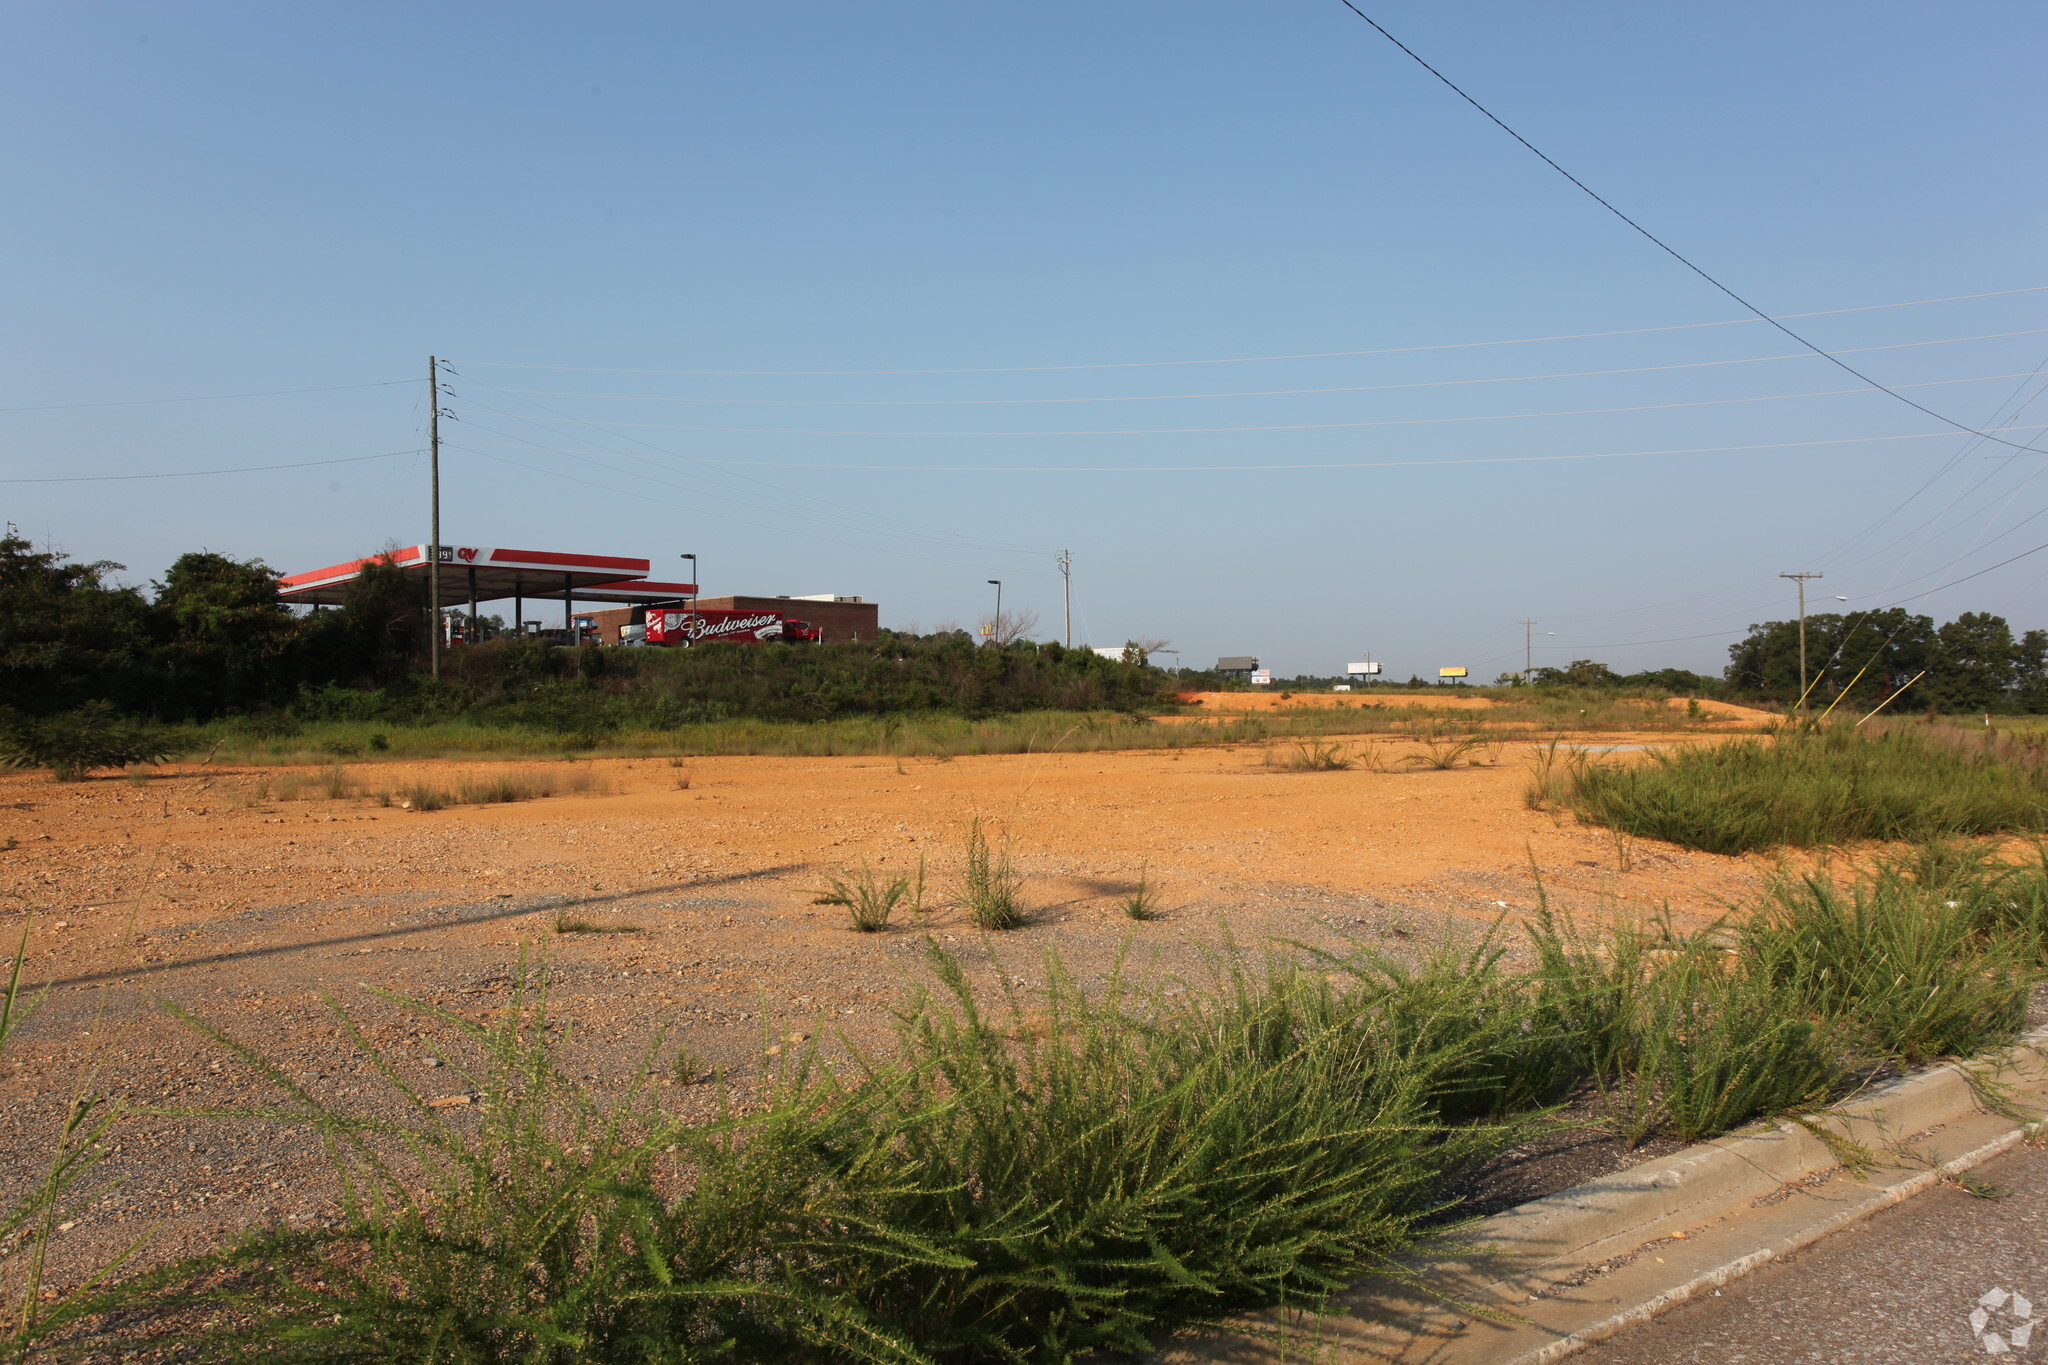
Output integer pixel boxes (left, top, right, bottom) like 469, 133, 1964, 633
1563, 723, 2048, 854
96, 950, 1521, 1363
36, 841, 2048, 1360
1741, 864, 2035, 1064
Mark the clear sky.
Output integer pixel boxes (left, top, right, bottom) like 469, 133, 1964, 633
7, 2, 2048, 680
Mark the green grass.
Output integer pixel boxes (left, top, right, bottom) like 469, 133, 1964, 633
1561, 722, 2048, 855
33, 839, 2048, 1361
175, 689, 1745, 768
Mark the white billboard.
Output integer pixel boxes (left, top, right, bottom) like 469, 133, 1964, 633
1346, 661, 1382, 676
1250, 669, 1274, 686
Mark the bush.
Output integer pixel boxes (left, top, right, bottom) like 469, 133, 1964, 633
0, 701, 184, 780
1563, 723, 2048, 854
1741, 866, 2034, 1064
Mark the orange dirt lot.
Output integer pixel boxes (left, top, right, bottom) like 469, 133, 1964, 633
0, 732, 1773, 1287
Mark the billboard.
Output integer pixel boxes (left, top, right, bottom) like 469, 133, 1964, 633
1438, 666, 1469, 679
1250, 669, 1274, 686
1346, 661, 1382, 676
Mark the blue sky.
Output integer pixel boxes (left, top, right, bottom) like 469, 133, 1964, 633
6, 1, 2048, 679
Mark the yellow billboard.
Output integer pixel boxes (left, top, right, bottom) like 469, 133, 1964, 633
1438, 667, 1468, 678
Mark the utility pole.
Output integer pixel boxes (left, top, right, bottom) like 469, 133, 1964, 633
1780, 572, 1823, 713
1519, 618, 1537, 683
428, 355, 442, 680
1057, 550, 1072, 647
986, 579, 1002, 645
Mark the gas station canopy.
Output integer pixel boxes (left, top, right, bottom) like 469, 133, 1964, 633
278, 545, 696, 609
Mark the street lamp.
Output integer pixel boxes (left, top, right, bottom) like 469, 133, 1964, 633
986, 579, 1002, 644
679, 554, 698, 606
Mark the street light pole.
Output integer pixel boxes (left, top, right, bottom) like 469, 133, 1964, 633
987, 579, 1002, 645
1519, 618, 1536, 682
428, 355, 442, 680
1057, 550, 1072, 647
1780, 572, 1824, 713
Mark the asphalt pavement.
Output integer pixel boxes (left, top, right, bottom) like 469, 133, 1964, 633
1584, 1139, 2048, 1363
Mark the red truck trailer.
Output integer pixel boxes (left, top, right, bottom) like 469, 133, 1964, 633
639, 607, 821, 646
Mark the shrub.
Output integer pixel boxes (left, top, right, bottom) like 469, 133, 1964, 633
0, 701, 185, 780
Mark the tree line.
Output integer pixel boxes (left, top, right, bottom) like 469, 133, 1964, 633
0, 532, 1165, 727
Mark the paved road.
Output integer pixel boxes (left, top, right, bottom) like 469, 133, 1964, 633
1585, 1141, 2048, 1363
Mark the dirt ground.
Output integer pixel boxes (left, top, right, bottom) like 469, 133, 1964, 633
1175, 689, 1770, 719
0, 729, 1777, 1295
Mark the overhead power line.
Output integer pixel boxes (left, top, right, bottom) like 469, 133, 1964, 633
484, 329, 2048, 409
1332, 3, 2046, 455
0, 448, 425, 484
454, 423, 2048, 475
445, 284, 2048, 378
0, 380, 415, 415
445, 369, 2035, 439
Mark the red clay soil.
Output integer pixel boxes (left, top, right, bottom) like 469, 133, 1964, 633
0, 733, 1776, 1295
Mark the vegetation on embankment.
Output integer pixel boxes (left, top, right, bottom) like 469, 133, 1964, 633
11, 840, 2048, 1361
1552, 720, 2048, 856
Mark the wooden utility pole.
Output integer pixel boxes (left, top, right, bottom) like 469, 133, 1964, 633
1780, 572, 1823, 713
1057, 550, 1073, 647
429, 355, 442, 680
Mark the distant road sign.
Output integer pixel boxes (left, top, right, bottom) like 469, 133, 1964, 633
1439, 666, 1469, 678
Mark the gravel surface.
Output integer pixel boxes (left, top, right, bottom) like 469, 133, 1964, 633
1585, 1140, 2048, 1363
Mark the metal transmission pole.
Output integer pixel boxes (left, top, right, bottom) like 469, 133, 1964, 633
428, 355, 442, 680
1519, 618, 1537, 682
1057, 550, 1072, 647
1780, 572, 1824, 713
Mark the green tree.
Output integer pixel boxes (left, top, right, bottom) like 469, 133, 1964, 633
153, 552, 296, 716
1926, 611, 2017, 712
2015, 629, 2048, 713
0, 528, 160, 715
1725, 610, 1936, 706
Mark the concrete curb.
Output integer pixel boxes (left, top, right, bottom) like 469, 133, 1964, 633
1158, 1025, 2048, 1364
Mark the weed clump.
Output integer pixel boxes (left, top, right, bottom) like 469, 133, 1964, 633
1268, 739, 1352, 771
553, 915, 639, 934
1562, 723, 2048, 854
818, 858, 925, 932
960, 817, 1024, 930
1119, 862, 1163, 919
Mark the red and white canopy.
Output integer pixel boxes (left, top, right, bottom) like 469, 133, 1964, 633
278, 545, 695, 608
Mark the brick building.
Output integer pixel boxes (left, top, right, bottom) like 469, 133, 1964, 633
582, 595, 878, 645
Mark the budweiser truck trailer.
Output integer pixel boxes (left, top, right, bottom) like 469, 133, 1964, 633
640, 607, 821, 646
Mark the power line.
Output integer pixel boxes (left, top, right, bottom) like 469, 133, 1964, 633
0, 380, 416, 415
483, 329, 2048, 408
447, 442, 1055, 577
446, 383, 1052, 558
1331, 4, 2047, 455
450, 371, 1052, 555
452, 424, 2048, 475
444, 284, 2048, 378
0, 448, 425, 484
445, 370, 2038, 439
